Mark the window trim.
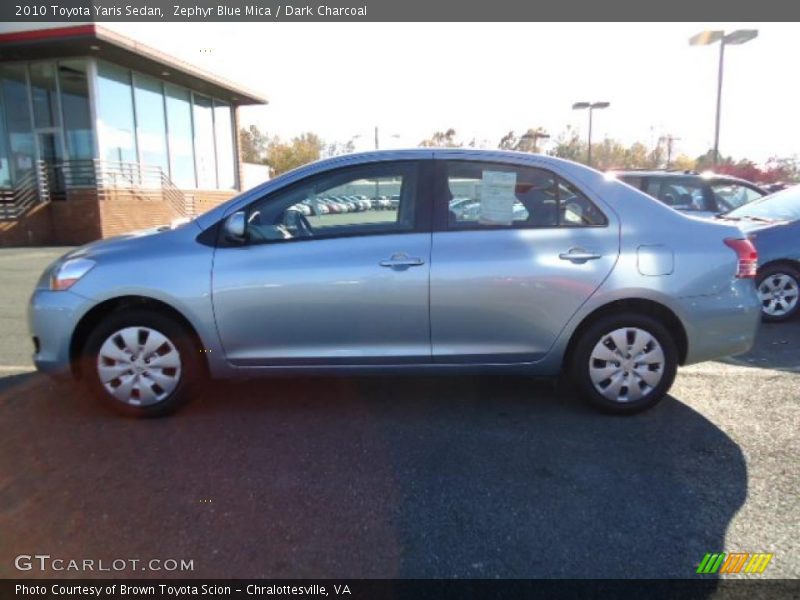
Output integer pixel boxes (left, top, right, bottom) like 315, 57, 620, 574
216, 159, 433, 248
431, 159, 609, 232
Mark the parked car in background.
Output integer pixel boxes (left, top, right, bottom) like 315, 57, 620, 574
29, 150, 761, 418
718, 185, 800, 321
613, 170, 767, 218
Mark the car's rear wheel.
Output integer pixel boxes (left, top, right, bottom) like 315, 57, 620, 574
756, 264, 800, 322
82, 309, 199, 417
571, 314, 678, 414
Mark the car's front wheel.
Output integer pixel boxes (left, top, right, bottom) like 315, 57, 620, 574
82, 309, 199, 417
571, 314, 678, 414
756, 264, 800, 322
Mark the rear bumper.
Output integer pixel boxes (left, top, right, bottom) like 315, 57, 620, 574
677, 280, 761, 365
28, 289, 92, 378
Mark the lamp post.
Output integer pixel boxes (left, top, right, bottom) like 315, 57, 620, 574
572, 101, 610, 167
689, 29, 758, 167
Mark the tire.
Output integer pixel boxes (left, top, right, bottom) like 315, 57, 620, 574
81, 309, 200, 417
756, 264, 800, 322
570, 313, 678, 415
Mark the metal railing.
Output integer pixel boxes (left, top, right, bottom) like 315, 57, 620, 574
0, 159, 193, 220
0, 163, 47, 220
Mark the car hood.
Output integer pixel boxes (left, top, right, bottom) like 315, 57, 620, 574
64, 220, 202, 261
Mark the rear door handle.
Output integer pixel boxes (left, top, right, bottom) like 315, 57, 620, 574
380, 253, 425, 268
559, 248, 602, 263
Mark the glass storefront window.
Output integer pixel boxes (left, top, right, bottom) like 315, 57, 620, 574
0, 58, 240, 191
58, 60, 94, 161
164, 84, 195, 188
133, 73, 168, 172
29, 62, 60, 129
96, 61, 137, 164
0, 64, 35, 185
214, 101, 236, 189
0, 84, 10, 187
192, 94, 216, 189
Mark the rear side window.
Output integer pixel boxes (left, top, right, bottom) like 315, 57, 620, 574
644, 177, 708, 211
443, 161, 607, 229
618, 175, 643, 189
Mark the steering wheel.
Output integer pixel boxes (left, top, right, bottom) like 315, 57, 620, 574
294, 212, 315, 238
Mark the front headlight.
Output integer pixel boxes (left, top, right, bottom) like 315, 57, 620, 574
50, 257, 96, 291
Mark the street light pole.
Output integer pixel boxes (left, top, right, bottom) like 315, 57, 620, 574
713, 40, 725, 167
690, 29, 758, 167
572, 101, 610, 167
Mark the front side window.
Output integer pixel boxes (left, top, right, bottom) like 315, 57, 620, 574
444, 161, 606, 229
244, 162, 418, 244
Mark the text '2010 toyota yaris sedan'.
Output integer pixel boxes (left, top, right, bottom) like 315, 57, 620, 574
29, 150, 761, 416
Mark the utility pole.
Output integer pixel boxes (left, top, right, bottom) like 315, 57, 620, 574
660, 135, 681, 169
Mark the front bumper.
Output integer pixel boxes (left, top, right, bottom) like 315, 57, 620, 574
28, 289, 93, 378
677, 280, 762, 365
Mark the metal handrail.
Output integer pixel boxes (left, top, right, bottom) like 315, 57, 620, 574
1, 159, 194, 221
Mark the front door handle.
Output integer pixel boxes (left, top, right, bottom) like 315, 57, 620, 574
380, 253, 425, 268
559, 248, 602, 263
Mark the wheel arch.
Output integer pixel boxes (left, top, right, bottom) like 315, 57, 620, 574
758, 258, 800, 275
561, 298, 689, 371
69, 295, 209, 379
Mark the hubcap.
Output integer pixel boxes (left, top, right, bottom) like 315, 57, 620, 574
97, 326, 182, 406
758, 273, 799, 317
588, 327, 665, 403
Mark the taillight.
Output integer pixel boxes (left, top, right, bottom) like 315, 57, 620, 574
724, 238, 758, 279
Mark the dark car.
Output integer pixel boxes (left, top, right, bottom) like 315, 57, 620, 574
613, 170, 767, 218
719, 185, 800, 321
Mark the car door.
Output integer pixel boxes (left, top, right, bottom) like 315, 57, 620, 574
429, 158, 619, 363
212, 160, 433, 366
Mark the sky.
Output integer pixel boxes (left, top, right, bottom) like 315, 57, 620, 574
102, 22, 799, 164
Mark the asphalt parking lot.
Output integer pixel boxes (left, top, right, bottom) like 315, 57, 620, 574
0, 247, 797, 579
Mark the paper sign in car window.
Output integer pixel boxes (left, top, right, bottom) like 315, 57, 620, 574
479, 170, 517, 225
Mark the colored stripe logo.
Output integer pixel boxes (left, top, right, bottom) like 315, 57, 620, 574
697, 552, 773, 574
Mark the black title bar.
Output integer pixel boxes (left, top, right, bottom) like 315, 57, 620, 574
2, 0, 800, 22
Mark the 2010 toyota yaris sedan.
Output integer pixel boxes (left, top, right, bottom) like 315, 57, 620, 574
28, 150, 762, 417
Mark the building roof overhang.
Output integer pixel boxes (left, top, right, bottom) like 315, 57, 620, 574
0, 24, 267, 106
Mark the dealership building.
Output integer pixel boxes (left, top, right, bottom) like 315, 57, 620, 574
0, 24, 266, 245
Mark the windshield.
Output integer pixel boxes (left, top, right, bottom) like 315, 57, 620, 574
725, 185, 800, 221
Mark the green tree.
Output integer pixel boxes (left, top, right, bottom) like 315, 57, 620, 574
498, 127, 549, 153
548, 125, 586, 163
419, 128, 460, 147
239, 125, 269, 164
322, 139, 356, 158
266, 132, 326, 176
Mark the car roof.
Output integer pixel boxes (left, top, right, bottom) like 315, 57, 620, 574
612, 169, 756, 185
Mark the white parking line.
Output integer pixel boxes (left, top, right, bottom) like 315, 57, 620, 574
0, 365, 36, 373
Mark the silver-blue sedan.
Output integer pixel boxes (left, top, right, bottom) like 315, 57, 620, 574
718, 184, 800, 321
29, 150, 761, 417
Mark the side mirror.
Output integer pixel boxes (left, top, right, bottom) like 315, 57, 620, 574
224, 211, 247, 242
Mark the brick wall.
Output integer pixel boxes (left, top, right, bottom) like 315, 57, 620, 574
48, 191, 103, 245
0, 202, 54, 247
0, 188, 237, 247
188, 189, 238, 216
